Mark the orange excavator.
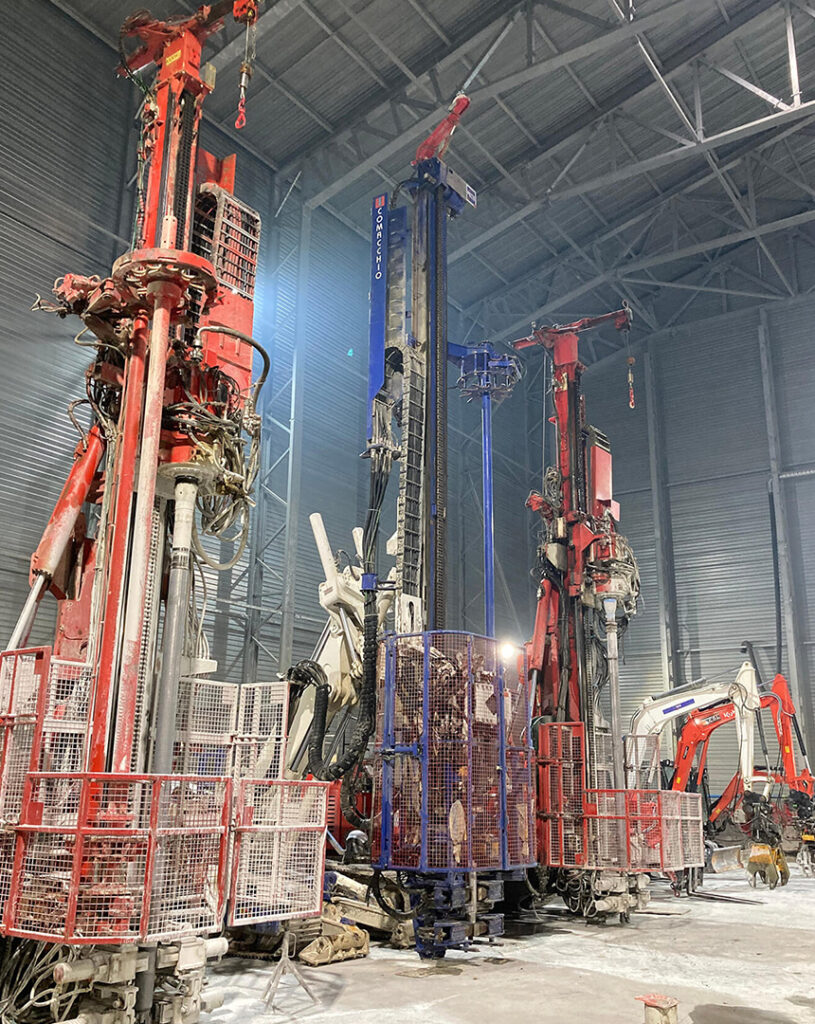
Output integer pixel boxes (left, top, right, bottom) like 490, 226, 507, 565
669, 643, 814, 884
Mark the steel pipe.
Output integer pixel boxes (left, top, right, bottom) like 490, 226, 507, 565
152, 477, 198, 773
111, 281, 181, 773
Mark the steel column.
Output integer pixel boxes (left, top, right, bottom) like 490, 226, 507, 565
152, 479, 198, 773
758, 309, 815, 752
643, 345, 684, 692
278, 203, 311, 670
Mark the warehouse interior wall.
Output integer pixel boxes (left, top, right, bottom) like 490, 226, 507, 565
579, 299, 815, 786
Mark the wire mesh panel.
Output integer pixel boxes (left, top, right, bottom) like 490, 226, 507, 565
234, 682, 289, 779
148, 778, 231, 940
538, 722, 585, 868
538, 723, 704, 872
0, 830, 16, 924
0, 648, 50, 822
42, 660, 92, 776
7, 775, 152, 942
229, 779, 328, 925
625, 733, 662, 790
173, 679, 239, 776
677, 792, 705, 868
502, 647, 535, 867
1, 774, 231, 944
583, 790, 705, 871
374, 632, 535, 873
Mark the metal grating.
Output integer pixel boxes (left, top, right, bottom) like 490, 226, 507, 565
193, 184, 261, 299
373, 631, 535, 873
229, 779, 327, 925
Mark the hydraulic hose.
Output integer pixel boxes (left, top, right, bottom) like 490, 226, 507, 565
290, 628, 378, 785
370, 869, 413, 921
340, 760, 369, 831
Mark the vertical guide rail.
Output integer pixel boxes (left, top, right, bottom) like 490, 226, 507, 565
481, 391, 495, 638
427, 187, 449, 630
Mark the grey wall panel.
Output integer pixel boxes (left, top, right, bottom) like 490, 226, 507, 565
659, 309, 768, 485
0, 0, 133, 648
582, 363, 652, 495
767, 302, 815, 470
293, 207, 369, 659
785, 475, 815, 734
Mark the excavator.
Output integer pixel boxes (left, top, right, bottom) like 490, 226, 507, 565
627, 644, 814, 887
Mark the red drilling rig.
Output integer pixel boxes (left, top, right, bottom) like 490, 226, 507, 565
514, 307, 705, 918
0, 5, 328, 1022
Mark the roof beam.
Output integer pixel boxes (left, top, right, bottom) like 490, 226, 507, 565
449, 0, 779, 263
548, 101, 815, 204
492, 208, 815, 341
461, 112, 815, 317
304, 0, 704, 208
281, 0, 521, 178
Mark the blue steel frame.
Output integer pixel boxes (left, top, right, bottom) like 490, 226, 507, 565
374, 630, 534, 873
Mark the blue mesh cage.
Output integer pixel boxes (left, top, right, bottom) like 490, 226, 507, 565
372, 631, 536, 873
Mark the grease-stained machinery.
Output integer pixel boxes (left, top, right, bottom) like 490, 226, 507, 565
0, 5, 328, 1023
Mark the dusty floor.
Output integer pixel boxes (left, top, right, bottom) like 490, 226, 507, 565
210, 867, 815, 1024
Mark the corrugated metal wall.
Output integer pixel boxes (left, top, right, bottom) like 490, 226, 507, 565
0, 1, 132, 646
581, 299, 815, 788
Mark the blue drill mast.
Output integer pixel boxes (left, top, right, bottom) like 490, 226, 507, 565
364, 120, 534, 958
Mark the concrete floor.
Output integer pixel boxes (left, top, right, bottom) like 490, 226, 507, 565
210, 868, 815, 1024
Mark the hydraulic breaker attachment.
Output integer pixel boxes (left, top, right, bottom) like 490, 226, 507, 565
747, 844, 790, 889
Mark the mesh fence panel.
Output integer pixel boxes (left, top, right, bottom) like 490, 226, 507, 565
229, 780, 327, 925
2, 774, 231, 944
173, 680, 239, 776
235, 681, 289, 779
374, 632, 534, 873
41, 660, 91, 776
538, 724, 704, 871
0, 650, 49, 822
